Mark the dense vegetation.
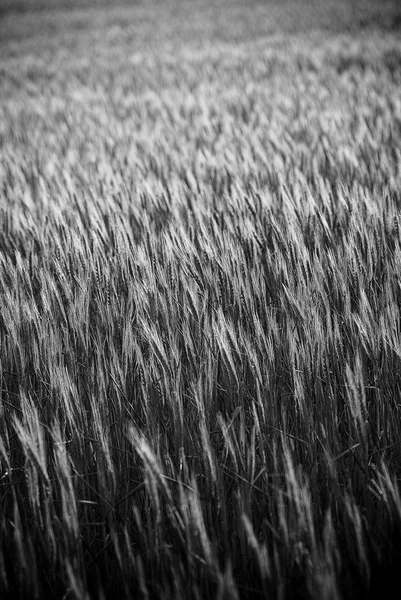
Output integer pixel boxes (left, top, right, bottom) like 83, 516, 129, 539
1, 1, 401, 598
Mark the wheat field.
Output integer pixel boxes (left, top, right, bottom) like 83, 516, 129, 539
1, 0, 401, 598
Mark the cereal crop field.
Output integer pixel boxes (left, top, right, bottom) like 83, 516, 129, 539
1, 1, 401, 598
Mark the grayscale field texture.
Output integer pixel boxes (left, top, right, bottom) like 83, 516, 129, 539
1, 1, 401, 599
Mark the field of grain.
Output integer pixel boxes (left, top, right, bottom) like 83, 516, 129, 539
1, 0, 401, 598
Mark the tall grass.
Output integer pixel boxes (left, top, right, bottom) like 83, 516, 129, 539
1, 0, 401, 598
